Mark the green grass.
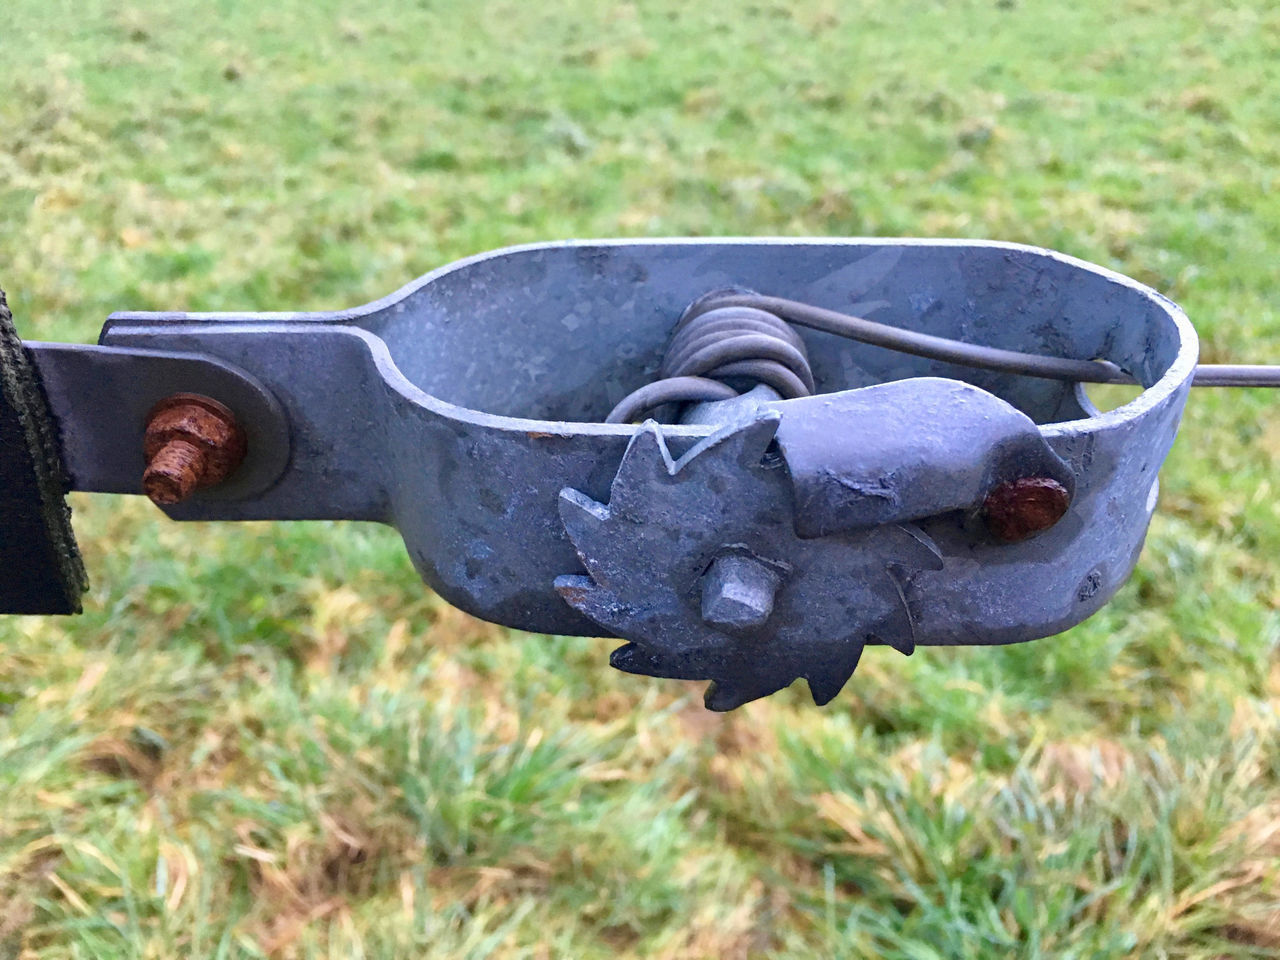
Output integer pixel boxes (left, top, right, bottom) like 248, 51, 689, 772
2, 0, 1279, 956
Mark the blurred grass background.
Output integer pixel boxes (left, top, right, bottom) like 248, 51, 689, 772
2, 0, 1279, 956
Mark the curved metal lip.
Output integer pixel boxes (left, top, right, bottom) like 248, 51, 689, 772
117, 238, 1200, 437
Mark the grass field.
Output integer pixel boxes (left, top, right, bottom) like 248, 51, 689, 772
2, 0, 1279, 956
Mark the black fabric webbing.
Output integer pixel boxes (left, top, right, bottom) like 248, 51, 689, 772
0, 287, 87, 614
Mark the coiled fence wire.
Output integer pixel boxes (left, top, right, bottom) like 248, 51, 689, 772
606, 290, 815, 423
606, 287, 1280, 424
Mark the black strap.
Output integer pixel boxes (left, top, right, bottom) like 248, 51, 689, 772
0, 288, 87, 613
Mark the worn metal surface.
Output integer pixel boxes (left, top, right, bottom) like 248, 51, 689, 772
67, 240, 1194, 691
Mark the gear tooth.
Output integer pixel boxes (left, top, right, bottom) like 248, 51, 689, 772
557, 490, 622, 589
618, 420, 676, 480
608, 642, 646, 674
676, 411, 781, 475
610, 642, 709, 680
703, 672, 793, 711
886, 524, 945, 571
554, 575, 630, 631
558, 487, 610, 530
556, 578, 699, 646
878, 566, 918, 656
880, 635, 915, 656
609, 420, 678, 519
805, 639, 865, 705
703, 681, 739, 712
553, 573, 606, 610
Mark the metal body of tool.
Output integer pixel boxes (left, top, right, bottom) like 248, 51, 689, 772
6, 238, 1275, 709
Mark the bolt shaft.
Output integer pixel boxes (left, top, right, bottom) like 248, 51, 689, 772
143, 438, 207, 505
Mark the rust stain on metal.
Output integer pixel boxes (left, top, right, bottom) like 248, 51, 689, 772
555, 583, 592, 605
983, 476, 1070, 543
142, 393, 247, 505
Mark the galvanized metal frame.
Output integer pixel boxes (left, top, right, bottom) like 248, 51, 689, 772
31, 240, 1196, 657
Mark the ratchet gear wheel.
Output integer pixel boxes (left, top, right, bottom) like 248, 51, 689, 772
554, 411, 944, 710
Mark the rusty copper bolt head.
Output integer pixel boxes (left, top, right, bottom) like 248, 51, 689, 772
142, 394, 247, 506
983, 476, 1071, 543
